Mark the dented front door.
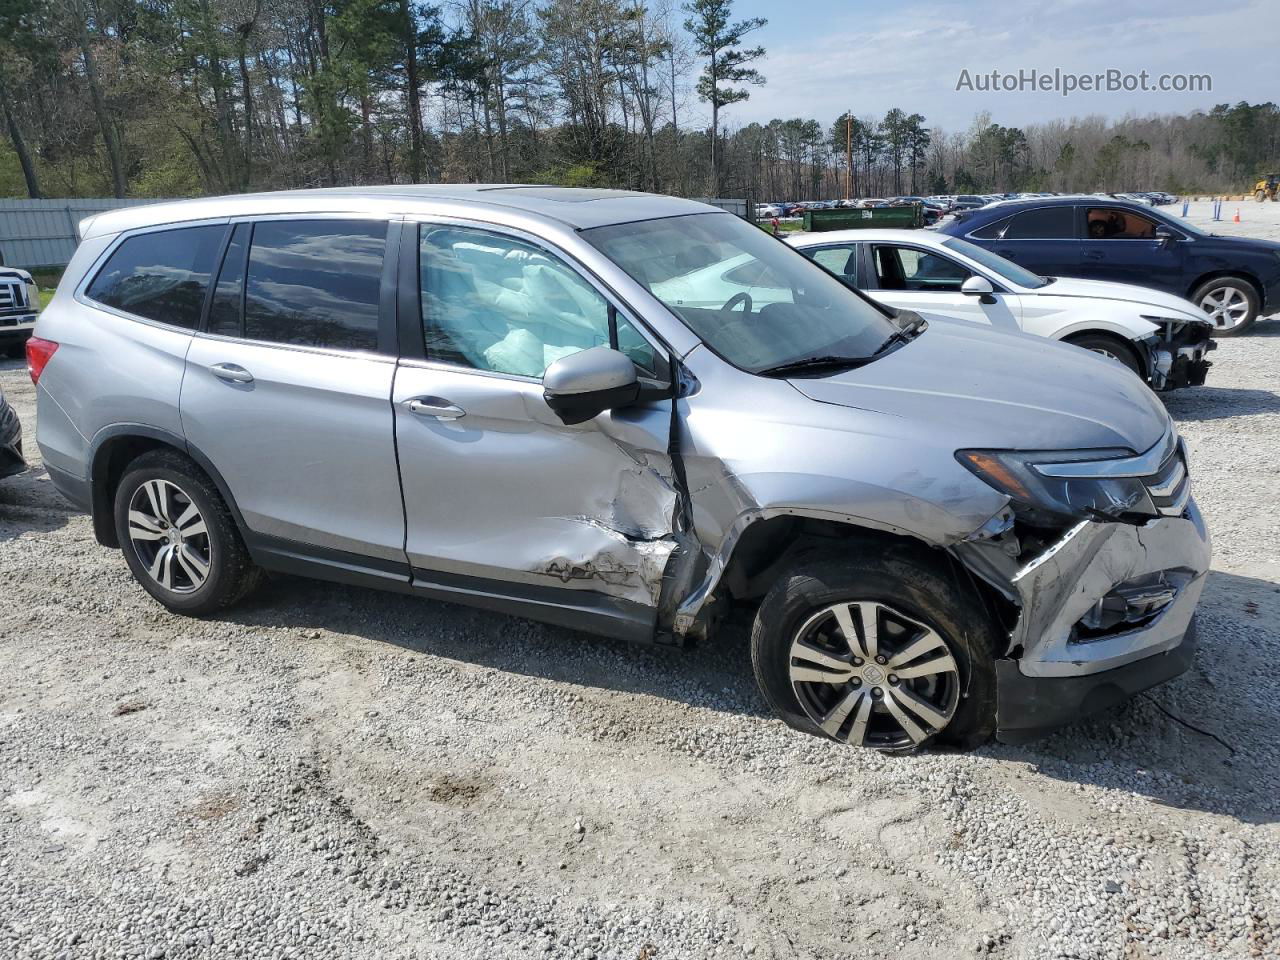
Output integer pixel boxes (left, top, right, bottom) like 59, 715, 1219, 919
392, 362, 677, 616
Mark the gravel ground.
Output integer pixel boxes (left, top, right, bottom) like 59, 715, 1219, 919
2, 203, 1280, 960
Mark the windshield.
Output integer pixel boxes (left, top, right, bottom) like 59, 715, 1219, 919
581, 213, 896, 374
941, 236, 1050, 289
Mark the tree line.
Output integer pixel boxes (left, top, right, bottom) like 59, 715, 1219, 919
0, 0, 1275, 202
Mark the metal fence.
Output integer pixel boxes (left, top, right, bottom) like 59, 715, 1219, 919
0, 198, 177, 270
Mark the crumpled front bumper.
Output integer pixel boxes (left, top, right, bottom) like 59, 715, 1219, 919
1146, 323, 1215, 391
992, 500, 1211, 741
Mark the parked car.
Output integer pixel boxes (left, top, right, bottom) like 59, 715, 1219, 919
0, 384, 24, 480
941, 197, 1280, 334
1, 267, 41, 358
786, 229, 1214, 390
755, 204, 782, 219
32, 186, 1208, 752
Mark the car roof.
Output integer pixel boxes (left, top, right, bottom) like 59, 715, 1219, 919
942, 195, 1155, 229
78, 185, 721, 239
787, 228, 952, 247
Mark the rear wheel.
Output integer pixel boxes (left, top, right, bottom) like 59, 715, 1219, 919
1192, 277, 1259, 336
1065, 333, 1144, 380
1256, 190, 1266, 203
750, 551, 998, 752
113, 449, 261, 615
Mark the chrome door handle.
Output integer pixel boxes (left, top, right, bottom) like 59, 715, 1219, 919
404, 397, 465, 420
209, 362, 254, 384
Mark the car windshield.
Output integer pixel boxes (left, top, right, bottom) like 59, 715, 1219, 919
581, 213, 897, 374
941, 236, 1050, 289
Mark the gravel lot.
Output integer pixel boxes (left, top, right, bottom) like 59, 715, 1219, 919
3, 201, 1279, 960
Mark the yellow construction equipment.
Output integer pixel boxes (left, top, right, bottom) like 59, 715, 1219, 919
1253, 173, 1279, 202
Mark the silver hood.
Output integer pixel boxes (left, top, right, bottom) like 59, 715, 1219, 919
787, 319, 1171, 453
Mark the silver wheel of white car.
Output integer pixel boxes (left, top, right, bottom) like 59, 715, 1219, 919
1193, 278, 1259, 336
787, 600, 960, 750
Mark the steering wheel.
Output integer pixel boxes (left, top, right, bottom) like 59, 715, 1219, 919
720, 292, 753, 317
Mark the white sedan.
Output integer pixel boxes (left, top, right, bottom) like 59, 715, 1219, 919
775, 229, 1215, 391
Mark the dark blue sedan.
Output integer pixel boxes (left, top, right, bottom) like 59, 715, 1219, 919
939, 197, 1280, 335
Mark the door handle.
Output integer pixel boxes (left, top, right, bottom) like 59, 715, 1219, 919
404, 397, 466, 420
209, 362, 254, 384
1084, 250, 1104, 261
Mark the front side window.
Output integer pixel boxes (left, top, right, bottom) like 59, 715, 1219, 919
1003, 206, 1075, 240
243, 220, 386, 351
418, 225, 663, 379
872, 245, 972, 292
582, 214, 895, 374
1085, 207, 1157, 240
85, 225, 225, 329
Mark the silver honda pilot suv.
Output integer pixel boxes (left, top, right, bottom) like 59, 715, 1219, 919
31, 186, 1210, 751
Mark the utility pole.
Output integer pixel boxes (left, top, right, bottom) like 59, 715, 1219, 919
845, 113, 853, 200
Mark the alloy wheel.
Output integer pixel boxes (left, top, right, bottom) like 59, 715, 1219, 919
1199, 286, 1251, 331
127, 479, 211, 594
788, 600, 960, 750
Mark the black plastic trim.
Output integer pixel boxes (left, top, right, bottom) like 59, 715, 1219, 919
242, 531, 656, 643
43, 461, 91, 510
410, 567, 656, 644
994, 617, 1198, 744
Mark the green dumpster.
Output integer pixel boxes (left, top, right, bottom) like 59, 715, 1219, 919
803, 204, 923, 231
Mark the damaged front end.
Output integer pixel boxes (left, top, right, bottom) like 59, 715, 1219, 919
1141, 318, 1215, 391
950, 426, 1211, 742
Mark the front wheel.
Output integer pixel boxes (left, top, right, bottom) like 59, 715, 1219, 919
113, 449, 262, 615
1065, 333, 1144, 380
750, 551, 998, 752
1256, 190, 1266, 203
1192, 277, 1259, 336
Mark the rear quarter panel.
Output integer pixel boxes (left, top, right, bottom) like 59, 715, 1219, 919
33, 233, 194, 478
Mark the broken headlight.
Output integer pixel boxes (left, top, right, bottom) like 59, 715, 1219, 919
956, 448, 1156, 524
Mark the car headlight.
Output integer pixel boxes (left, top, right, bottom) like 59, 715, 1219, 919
26, 282, 39, 311
956, 448, 1156, 523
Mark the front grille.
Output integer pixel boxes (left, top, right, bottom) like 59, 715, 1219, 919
1143, 448, 1190, 517
0, 281, 26, 311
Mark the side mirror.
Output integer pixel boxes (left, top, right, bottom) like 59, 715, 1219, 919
961, 275, 996, 299
1154, 225, 1178, 247
543, 346, 639, 425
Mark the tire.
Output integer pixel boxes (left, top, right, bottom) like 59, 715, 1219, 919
1191, 276, 1260, 336
749, 548, 998, 752
1256, 191, 1266, 203
1065, 333, 1144, 380
113, 449, 262, 615
4, 343, 25, 360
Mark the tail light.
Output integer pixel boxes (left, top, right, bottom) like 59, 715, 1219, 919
26, 336, 59, 385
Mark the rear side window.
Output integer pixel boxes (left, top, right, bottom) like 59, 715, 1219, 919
968, 216, 1011, 240
243, 220, 386, 351
1003, 206, 1075, 239
85, 225, 224, 329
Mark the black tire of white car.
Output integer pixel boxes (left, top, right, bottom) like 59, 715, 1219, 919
113, 449, 262, 615
750, 550, 998, 752
1066, 333, 1144, 379
1191, 277, 1259, 337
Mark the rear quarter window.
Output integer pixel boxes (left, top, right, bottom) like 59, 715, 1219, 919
85, 225, 226, 329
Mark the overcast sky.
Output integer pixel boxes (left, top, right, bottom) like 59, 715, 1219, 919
718, 0, 1269, 131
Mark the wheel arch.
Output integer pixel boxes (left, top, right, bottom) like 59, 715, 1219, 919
88, 426, 247, 548
1060, 328, 1149, 377
683, 512, 1010, 644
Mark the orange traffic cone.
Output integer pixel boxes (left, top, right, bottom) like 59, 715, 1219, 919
1234, 208, 1241, 223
